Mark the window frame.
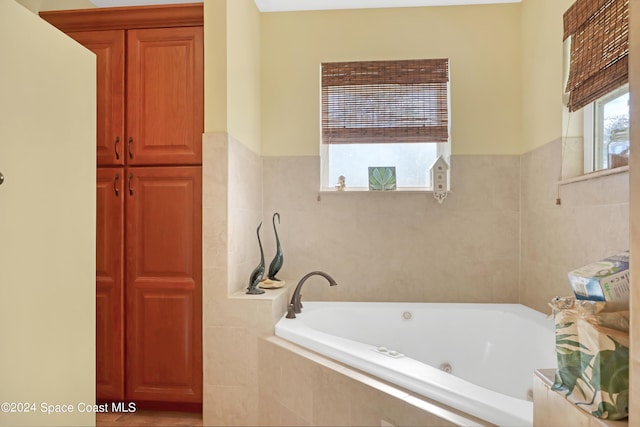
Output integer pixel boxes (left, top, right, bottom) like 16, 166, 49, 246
319, 59, 451, 192
583, 84, 630, 174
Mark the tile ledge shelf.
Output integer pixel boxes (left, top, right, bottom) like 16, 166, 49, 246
534, 369, 629, 427
230, 280, 292, 301
558, 165, 628, 187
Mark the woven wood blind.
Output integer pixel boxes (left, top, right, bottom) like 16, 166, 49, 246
563, 0, 629, 112
322, 59, 449, 144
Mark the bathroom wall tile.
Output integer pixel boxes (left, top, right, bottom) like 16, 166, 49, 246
203, 384, 258, 426
257, 392, 282, 426
204, 326, 257, 387
261, 337, 498, 427
203, 267, 228, 316
276, 347, 319, 422
403, 395, 485, 427
349, 391, 408, 427
520, 138, 563, 208
396, 400, 462, 427
520, 260, 567, 313
227, 136, 264, 295
257, 338, 282, 403
520, 138, 629, 310
559, 172, 629, 207
532, 374, 551, 427
203, 206, 228, 270
262, 155, 521, 305
446, 155, 520, 212
202, 132, 229, 210
280, 405, 311, 427
311, 367, 352, 426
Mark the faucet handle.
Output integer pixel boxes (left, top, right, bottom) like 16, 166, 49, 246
285, 304, 297, 319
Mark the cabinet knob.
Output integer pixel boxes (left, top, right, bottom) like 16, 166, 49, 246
0, 172, 4, 186
128, 136, 134, 160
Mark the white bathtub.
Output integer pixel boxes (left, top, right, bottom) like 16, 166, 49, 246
275, 301, 556, 427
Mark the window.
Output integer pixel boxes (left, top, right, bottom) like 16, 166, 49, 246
584, 85, 630, 172
321, 59, 450, 190
563, 0, 629, 174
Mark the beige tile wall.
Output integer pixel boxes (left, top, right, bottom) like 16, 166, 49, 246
261, 155, 521, 304
203, 135, 631, 425
520, 138, 630, 313
203, 133, 289, 426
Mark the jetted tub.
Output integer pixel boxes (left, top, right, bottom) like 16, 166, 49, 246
275, 301, 556, 427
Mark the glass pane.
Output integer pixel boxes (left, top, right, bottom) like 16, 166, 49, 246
594, 86, 629, 171
326, 143, 438, 188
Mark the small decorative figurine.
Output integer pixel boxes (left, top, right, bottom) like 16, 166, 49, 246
335, 175, 346, 191
430, 155, 449, 204
267, 213, 284, 281
246, 222, 266, 295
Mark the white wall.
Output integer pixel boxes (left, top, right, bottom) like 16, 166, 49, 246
0, 1, 96, 426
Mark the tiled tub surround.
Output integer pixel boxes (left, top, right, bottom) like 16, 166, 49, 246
520, 138, 629, 312
261, 155, 522, 304
201, 136, 630, 425
259, 336, 494, 427
203, 133, 287, 425
274, 301, 556, 427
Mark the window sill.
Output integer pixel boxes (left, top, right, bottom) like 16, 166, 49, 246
320, 187, 434, 194
558, 165, 629, 187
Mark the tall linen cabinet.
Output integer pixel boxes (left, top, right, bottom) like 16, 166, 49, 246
41, 4, 203, 409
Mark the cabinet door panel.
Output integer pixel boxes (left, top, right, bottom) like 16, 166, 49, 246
125, 167, 202, 403
127, 27, 203, 165
69, 31, 125, 166
96, 168, 125, 400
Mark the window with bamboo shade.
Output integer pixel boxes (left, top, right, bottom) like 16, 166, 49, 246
320, 59, 450, 190
564, 0, 631, 173
563, 0, 629, 112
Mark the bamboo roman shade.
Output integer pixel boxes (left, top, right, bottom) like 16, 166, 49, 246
563, 0, 629, 112
322, 59, 449, 144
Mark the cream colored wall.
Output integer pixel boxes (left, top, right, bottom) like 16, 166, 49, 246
0, 1, 96, 426
227, 0, 261, 153
260, 4, 522, 157
204, 0, 228, 134
204, 0, 261, 154
520, 0, 574, 153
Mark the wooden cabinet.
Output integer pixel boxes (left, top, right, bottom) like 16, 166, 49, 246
67, 30, 125, 166
126, 167, 202, 403
41, 4, 203, 409
68, 26, 203, 167
127, 28, 203, 165
96, 168, 124, 400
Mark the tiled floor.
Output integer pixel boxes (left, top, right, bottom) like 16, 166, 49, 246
96, 410, 203, 426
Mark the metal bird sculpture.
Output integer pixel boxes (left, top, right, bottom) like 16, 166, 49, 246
246, 222, 266, 294
267, 213, 284, 281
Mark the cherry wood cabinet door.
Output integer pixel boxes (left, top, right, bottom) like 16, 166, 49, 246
68, 30, 125, 167
125, 167, 202, 404
96, 168, 125, 400
126, 27, 203, 166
